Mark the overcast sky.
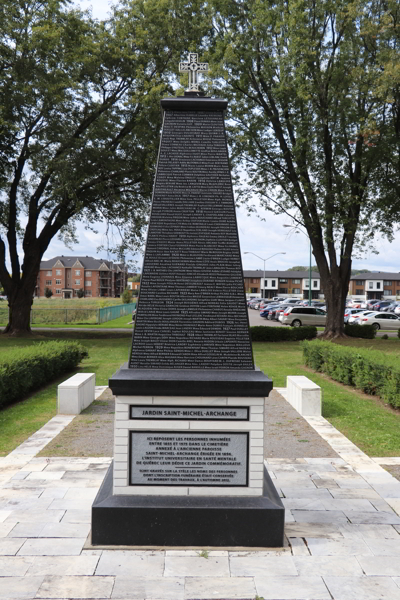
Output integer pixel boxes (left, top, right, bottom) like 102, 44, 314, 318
39, 0, 400, 274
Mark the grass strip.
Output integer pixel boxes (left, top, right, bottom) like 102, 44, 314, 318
253, 339, 400, 457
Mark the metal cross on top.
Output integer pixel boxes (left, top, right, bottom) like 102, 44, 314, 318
179, 53, 208, 92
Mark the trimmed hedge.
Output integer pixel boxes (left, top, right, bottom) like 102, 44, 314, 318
302, 340, 400, 408
250, 325, 317, 342
0, 341, 88, 409
344, 323, 376, 339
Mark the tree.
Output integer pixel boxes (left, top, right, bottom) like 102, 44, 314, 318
0, 0, 211, 335
210, 0, 400, 338
76, 288, 84, 299
44, 287, 52, 298
121, 288, 132, 304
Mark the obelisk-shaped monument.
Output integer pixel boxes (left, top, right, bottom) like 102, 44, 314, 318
92, 54, 284, 547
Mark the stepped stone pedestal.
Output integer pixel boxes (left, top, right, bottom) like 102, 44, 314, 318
92, 92, 284, 547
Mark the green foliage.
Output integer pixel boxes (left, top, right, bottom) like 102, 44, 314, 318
121, 288, 132, 304
344, 323, 376, 339
44, 287, 53, 299
0, 0, 212, 333
0, 341, 88, 409
210, 0, 400, 337
250, 326, 317, 342
76, 288, 84, 299
303, 340, 400, 408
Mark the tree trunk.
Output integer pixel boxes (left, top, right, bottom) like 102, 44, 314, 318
3, 281, 36, 336
320, 273, 348, 340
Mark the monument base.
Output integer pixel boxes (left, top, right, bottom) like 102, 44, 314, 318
91, 462, 285, 547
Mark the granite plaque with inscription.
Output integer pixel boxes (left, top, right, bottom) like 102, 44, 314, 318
130, 406, 249, 420
130, 431, 248, 486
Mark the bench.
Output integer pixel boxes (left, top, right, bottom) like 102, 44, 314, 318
58, 373, 96, 415
286, 376, 321, 416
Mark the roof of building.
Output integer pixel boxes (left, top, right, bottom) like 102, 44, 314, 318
243, 270, 321, 279
39, 256, 126, 270
351, 272, 400, 281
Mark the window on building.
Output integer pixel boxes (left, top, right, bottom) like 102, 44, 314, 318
251, 288, 258, 293
397, 290, 400, 295
279, 288, 288, 294
85, 280, 91, 286
356, 289, 364, 295
55, 289, 61, 294
55, 279, 61, 285
250, 278, 258, 283
304, 281, 309, 287
279, 279, 288, 283
293, 288, 301, 294
56, 269, 61, 275
292, 279, 301, 284
75, 279, 80, 285
376, 282, 381, 289
75, 270, 80, 275
369, 282, 373, 289
313, 280, 318, 288
384, 281, 392, 286
383, 290, 391, 296
271, 280, 276, 286
46, 271, 52, 276
86, 271, 92, 277
45, 280, 52, 286
85, 290, 92, 296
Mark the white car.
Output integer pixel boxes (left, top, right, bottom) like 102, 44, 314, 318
279, 306, 327, 327
358, 312, 400, 331
348, 310, 374, 324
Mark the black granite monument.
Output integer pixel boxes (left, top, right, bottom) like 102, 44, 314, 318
92, 53, 285, 547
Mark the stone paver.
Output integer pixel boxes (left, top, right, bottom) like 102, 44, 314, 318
0, 391, 399, 600
36, 574, 114, 598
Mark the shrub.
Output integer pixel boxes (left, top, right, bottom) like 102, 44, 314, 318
121, 288, 132, 304
398, 328, 400, 340
76, 288, 84, 298
344, 323, 376, 339
302, 340, 400, 409
44, 287, 53, 298
250, 325, 317, 342
0, 341, 88, 410
382, 334, 389, 340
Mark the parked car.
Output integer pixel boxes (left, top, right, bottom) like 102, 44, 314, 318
372, 301, 392, 311
248, 298, 262, 309
381, 301, 400, 313
366, 299, 381, 309
348, 310, 373, 324
279, 306, 327, 327
344, 308, 366, 323
279, 298, 303, 306
358, 312, 400, 331
273, 304, 292, 321
265, 304, 284, 320
272, 297, 285, 302
260, 304, 280, 318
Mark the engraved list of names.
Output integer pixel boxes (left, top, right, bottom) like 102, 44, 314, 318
130, 431, 248, 486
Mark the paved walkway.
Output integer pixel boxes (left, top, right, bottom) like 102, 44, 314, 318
1, 394, 400, 599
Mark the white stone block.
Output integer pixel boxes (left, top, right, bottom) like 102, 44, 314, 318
250, 414, 264, 421
251, 406, 265, 413
115, 486, 189, 496
153, 397, 228, 405
188, 421, 263, 430
57, 373, 95, 415
287, 376, 321, 416
227, 398, 264, 405
115, 420, 190, 430
115, 396, 153, 404
188, 487, 262, 496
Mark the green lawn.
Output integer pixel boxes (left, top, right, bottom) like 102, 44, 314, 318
30, 314, 134, 329
254, 338, 400, 457
1, 335, 400, 458
0, 336, 132, 455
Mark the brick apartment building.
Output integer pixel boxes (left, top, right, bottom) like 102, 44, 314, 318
244, 269, 400, 300
244, 270, 322, 300
349, 272, 400, 300
35, 256, 128, 298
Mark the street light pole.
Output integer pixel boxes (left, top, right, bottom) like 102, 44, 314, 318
283, 225, 312, 306
243, 251, 286, 299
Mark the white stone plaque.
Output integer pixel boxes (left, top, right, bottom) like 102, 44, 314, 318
130, 431, 249, 486
129, 405, 249, 420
